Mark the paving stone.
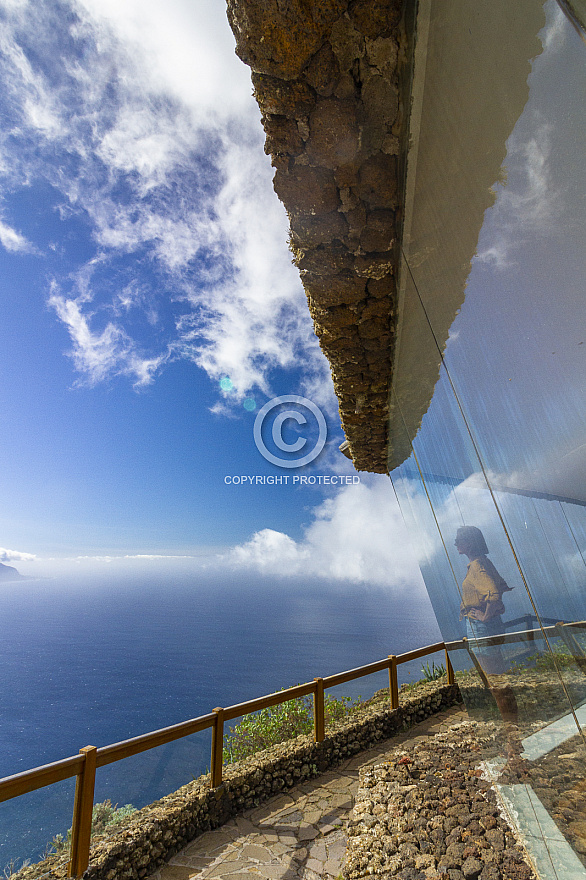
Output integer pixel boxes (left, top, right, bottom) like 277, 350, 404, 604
185, 832, 236, 854
305, 859, 323, 872
180, 857, 216, 869
211, 874, 258, 880
323, 776, 354, 791
307, 842, 327, 861
235, 818, 257, 835
272, 810, 303, 826
291, 848, 309, 862
223, 852, 246, 863
264, 842, 291, 856
317, 823, 338, 835
325, 840, 347, 862
253, 867, 289, 878
297, 825, 319, 841
207, 861, 258, 877
330, 793, 352, 808
158, 868, 200, 880
239, 845, 273, 862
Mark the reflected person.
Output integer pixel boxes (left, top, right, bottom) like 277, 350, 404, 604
456, 526, 519, 744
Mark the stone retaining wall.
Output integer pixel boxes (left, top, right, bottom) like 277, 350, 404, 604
17, 681, 461, 880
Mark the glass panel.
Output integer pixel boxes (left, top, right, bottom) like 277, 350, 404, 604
92, 730, 212, 853
390, 0, 586, 871
0, 778, 76, 873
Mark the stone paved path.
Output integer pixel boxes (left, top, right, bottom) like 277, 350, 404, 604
147, 705, 467, 880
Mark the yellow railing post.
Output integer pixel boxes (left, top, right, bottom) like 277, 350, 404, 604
68, 746, 97, 878
313, 678, 325, 742
211, 707, 224, 788
388, 655, 399, 709
446, 649, 455, 685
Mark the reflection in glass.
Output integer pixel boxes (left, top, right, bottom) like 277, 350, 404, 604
388, 0, 586, 870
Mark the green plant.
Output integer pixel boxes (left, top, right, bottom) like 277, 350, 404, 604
223, 688, 359, 763
50, 800, 137, 854
509, 643, 578, 674
421, 661, 446, 682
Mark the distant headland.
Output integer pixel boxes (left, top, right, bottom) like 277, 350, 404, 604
0, 561, 24, 581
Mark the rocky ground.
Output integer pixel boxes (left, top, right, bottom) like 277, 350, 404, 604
344, 720, 536, 880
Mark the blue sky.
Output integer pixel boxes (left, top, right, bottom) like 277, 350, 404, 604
1, 0, 581, 597
0, 0, 425, 592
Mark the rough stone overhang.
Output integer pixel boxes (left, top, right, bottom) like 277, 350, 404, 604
226, 0, 548, 474
227, 0, 410, 473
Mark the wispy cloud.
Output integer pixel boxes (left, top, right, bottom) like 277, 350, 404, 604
0, 218, 35, 253
540, 2, 566, 53
0, 0, 326, 403
48, 285, 166, 387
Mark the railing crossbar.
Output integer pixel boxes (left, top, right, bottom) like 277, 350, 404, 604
325, 658, 390, 688
397, 641, 446, 664
0, 754, 85, 804
96, 712, 217, 768
223, 682, 316, 722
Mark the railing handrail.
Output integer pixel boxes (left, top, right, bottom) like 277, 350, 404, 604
2, 620, 584, 877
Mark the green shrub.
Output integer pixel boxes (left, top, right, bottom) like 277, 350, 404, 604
223, 688, 359, 763
50, 800, 137, 854
509, 643, 578, 673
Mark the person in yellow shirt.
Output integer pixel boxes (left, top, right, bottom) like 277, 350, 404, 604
457, 525, 513, 673
455, 526, 520, 752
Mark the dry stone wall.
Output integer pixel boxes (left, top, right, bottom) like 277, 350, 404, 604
227, 0, 409, 472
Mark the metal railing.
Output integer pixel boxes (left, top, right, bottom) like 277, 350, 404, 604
2, 620, 584, 878
0, 640, 452, 877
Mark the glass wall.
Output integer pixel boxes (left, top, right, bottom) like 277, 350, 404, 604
390, 0, 586, 875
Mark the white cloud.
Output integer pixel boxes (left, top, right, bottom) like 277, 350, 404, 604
0, 546, 36, 562
73, 554, 197, 561
0, 218, 35, 253
540, 2, 566, 54
11, 480, 425, 589
0, 0, 329, 404
476, 120, 556, 269
74, 0, 253, 121
229, 477, 426, 590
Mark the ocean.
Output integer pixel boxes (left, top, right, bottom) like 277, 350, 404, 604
0, 572, 441, 867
